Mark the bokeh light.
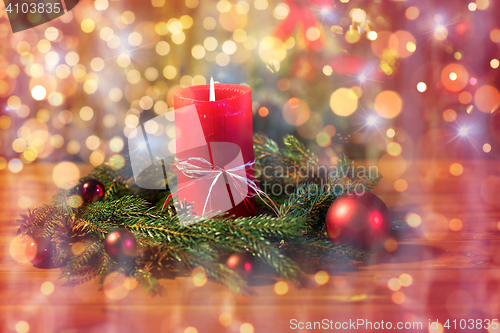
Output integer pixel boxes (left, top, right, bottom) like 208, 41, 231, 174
103, 272, 129, 300
449, 163, 464, 176
416, 82, 427, 92
192, 266, 207, 287
490, 29, 500, 43
388, 278, 401, 291
31, 85, 46, 100
387, 142, 402, 156
384, 238, 398, 252
406, 213, 421, 228
367, 31, 377, 41
109, 154, 126, 170
394, 179, 408, 192
283, 98, 310, 125
434, 25, 448, 40
240, 323, 254, 333
458, 91, 472, 104
345, 29, 360, 44
10, 235, 31, 263
405, 6, 419, 20
81, 19, 95, 33
474, 85, 500, 113
314, 271, 329, 285
374, 91, 402, 119
156, 41, 171, 55
90, 150, 105, 166
441, 64, 468, 92
449, 218, 463, 231
274, 281, 289, 295
399, 274, 412, 287
52, 162, 80, 189
392, 291, 405, 304
219, 313, 232, 326
330, 88, 358, 116
442, 109, 457, 122
0, 1, 498, 318
15, 321, 29, 333
8, 159, 23, 173
41, 281, 55, 295
258, 107, 269, 117
476, 0, 489, 10
388, 30, 416, 58
259, 36, 287, 62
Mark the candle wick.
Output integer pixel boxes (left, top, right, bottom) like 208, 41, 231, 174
210, 77, 215, 102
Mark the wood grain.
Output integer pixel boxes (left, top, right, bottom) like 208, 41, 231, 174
1, 161, 500, 332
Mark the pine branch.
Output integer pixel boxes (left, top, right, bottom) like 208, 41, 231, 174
254, 133, 283, 162
65, 239, 103, 275
283, 134, 319, 167
133, 268, 162, 296
17, 206, 66, 238
17, 135, 383, 296
97, 250, 114, 282
60, 266, 98, 287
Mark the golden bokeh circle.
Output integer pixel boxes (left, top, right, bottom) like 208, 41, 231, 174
440, 63, 468, 92
474, 85, 500, 113
52, 162, 80, 189
388, 30, 416, 58
374, 90, 402, 119
442, 109, 457, 122
329, 88, 358, 117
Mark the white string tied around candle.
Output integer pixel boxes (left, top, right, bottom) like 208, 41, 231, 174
162, 157, 279, 217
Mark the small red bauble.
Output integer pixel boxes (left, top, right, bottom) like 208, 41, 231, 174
226, 253, 253, 278
25, 237, 52, 265
104, 229, 137, 260
325, 192, 391, 250
79, 179, 105, 204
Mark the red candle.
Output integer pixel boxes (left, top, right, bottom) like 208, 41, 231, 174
173, 82, 255, 218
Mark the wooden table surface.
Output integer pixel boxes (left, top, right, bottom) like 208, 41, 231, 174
2, 160, 500, 333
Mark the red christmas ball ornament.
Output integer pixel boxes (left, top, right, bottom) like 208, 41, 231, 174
104, 229, 137, 260
325, 192, 391, 250
25, 237, 52, 265
79, 179, 105, 204
226, 253, 254, 278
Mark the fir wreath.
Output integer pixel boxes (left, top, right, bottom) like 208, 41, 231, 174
17, 134, 384, 295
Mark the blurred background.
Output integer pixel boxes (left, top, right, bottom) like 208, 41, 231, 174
0, 0, 499, 180
2, 2, 500, 331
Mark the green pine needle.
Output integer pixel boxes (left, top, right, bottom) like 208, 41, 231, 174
17, 135, 379, 295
